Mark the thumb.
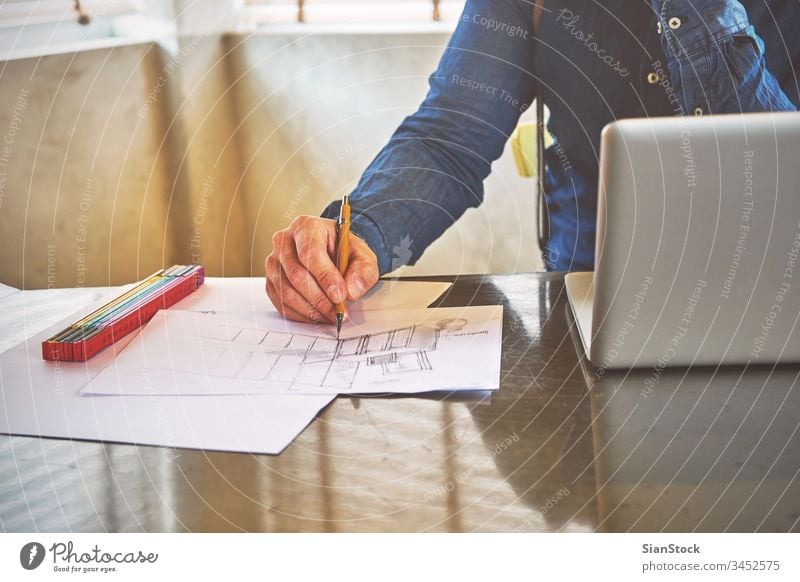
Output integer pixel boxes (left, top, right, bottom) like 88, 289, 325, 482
344, 248, 379, 300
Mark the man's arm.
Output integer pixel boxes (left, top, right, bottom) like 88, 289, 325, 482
651, 0, 797, 115
265, 0, 537, 322
322, 0, 537, 274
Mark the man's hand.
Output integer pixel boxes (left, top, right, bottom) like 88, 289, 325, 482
265, 215, 380, 322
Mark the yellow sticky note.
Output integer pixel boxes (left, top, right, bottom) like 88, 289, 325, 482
510, 120, 553, 178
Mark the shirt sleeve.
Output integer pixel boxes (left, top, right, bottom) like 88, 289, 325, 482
322, 0, 537, 275
651, 0, 797, 115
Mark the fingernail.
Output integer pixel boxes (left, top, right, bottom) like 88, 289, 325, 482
328, 284, 344, 304
348, 277, 364, 299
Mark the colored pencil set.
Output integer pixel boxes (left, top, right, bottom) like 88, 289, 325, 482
41, 265, 205, 362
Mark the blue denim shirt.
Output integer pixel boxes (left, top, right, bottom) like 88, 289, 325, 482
323, 0, 799, 272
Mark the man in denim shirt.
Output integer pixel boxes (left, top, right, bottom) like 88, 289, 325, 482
266, 0, 799, 324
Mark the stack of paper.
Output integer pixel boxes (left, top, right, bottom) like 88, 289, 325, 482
0, 278, 503, 454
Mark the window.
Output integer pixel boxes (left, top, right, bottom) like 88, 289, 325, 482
0, 1, 468, 58
0, 1, 173, 58
242, 0, 467, 26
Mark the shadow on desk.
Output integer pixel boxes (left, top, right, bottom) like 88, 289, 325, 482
458, 276, 598, 532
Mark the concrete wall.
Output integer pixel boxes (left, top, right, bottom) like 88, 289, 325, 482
0, 43, 177, 289
0, 30, 541, 289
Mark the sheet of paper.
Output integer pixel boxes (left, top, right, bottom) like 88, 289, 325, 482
0, 277, 453, 454
81, 305, 503, 396
0, 328, 334, 454
0, 286, 119, 354
172, 277, 453, 314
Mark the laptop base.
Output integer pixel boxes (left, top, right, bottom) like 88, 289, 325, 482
564, 271, 594, 362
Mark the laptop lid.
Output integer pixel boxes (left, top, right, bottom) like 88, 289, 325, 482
590, 112, 800, 369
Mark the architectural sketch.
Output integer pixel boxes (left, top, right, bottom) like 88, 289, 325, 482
195, 320, 460, 390
80, 305, 503, 397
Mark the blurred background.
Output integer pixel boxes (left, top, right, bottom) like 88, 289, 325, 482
0, 0, 542, 290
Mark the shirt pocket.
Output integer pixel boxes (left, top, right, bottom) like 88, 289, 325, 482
720, 30, 764, 86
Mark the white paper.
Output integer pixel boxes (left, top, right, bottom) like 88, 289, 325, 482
0, 277, 453, 454
0, 327, 334, 454
0, 286, 120, 354
172, 277, 453, 315
81, 305, 503, 396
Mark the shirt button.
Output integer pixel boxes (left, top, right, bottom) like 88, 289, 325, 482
647, 72, 660, 84
668, 17, 682, 30
694, 107, 703, 115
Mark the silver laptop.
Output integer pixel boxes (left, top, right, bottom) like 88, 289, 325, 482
566, 111, 800, 369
